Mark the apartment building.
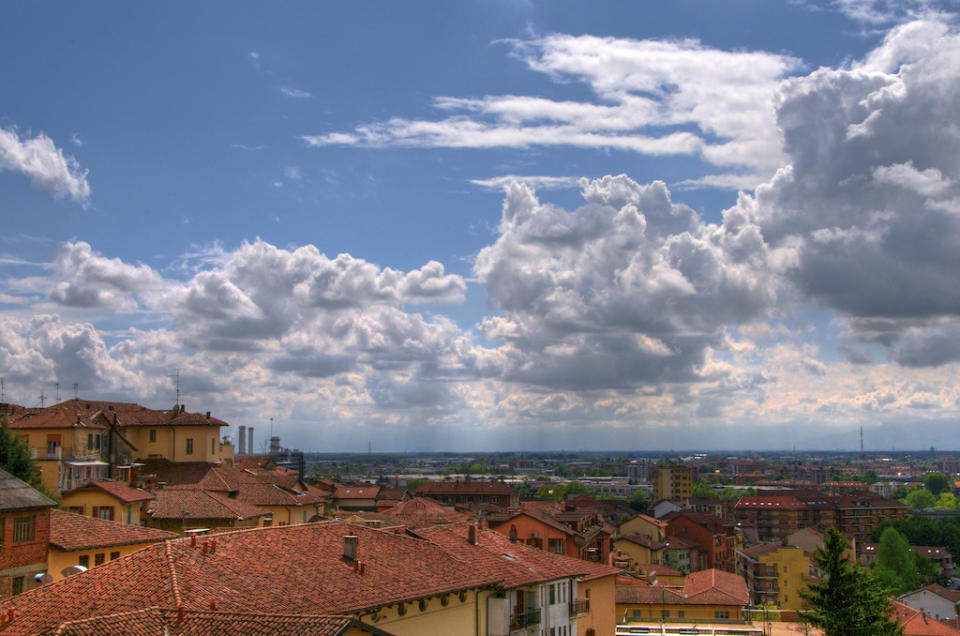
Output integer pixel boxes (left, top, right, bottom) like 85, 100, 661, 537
0, 470, 55, 598
663, 512, 739, 573
413, 480, 519, 509
653, 463, 694, 505
616, 569, 750, 624
733, 491, 836, 542
737, 543, 813, 611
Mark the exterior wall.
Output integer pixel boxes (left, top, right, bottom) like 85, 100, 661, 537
124, 424, 225, 463
35, 459, 61, 495
618, 601, 743, 623
764, 547, 810, 611
16, 427, 106, 493
612, 538, 661, 572
618, 516, 666, 541
578, 575, 616, 636
47, 541, 159, 581
898, 590, 959, 622
663, 548, 691, 574
665, 516, 730, 572
491, 515, 578, 560
0, 508, 50, 598
61, 490, 146, 525
358, 588, 488, 636
258, 504, 318, 526
654, 465, 694, 505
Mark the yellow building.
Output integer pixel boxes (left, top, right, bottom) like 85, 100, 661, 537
116, 408, 229, 464
616, 569, 750, 624
653, 463, 694, 505
738, 543, 813, 611
618, 513, 668, 541
612, 533, 665, 574
47, 509, 175, 581
143, 487, 272, 532
61, 480, 155, 525
8, 408, 108, 494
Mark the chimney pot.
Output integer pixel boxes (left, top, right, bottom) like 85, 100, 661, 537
344, 535, 359, 561
359, 561, 366, 575
180, 404, 185, 413
191, 534, 197, 547
177, 606, 184, 622
468, 525, 478, 545
206, 411, 210, 419
202, 542, 209, 554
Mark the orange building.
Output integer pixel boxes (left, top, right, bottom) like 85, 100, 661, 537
489, 509, 611, 563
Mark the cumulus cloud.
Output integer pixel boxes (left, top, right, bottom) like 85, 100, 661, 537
0, 127, 90, 203
470, 175, 582, 191
49, 241, 162, 309
280, 87, 311, 98
302, 34, 800, 185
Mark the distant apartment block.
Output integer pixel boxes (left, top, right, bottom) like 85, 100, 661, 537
653, 462, 694, 505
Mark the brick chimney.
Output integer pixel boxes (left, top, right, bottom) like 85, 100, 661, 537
343, 535, 359, 561
468, 525, 477, 545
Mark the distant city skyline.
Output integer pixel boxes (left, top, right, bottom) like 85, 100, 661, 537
3, 1, 960, 452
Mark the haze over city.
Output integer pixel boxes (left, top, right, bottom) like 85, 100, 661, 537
3, 1, 960, 452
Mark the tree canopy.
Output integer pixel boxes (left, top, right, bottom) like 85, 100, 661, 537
801, 527, 902, 636
903, 487, 937, 509
0, 414, 39, 486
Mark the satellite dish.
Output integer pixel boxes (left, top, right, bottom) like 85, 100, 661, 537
60, 565, 88, 578
33, 572, 53, 584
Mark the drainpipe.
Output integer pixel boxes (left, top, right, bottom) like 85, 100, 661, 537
475, 589, 480, 636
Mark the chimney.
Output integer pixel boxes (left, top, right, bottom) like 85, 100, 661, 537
343, 535, 359, 561
238, 426, 246, 455
205, 411, 210, 419
468, 525, 477, 545
248, 427, 254, 456
180, 404, 185, 413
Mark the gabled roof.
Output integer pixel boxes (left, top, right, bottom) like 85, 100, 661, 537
488, 509, 579, 537
741, 542, 781, 560
0, 521, 502, 635
614, 533, 665, 551
900, 583, 960, 604
381, 497, 468, 528
63, 480, 155, 504
7, 408, 104, 430
0, 468, 56, 511
146, 488, 271, 521
890, 599, 960, 635
49, 509, 175, 551
615, 568, 749, 607
235, 482, 327, 508
47, 400, 227, 429
334, 485, 380, 499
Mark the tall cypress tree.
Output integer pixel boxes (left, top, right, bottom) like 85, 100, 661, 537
801, 527, 902, 636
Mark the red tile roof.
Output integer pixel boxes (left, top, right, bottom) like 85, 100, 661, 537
741, 543, 781, 560
43, 399, 227, 429
380, 497, 468, 528
7, 408, 103, 430
334, 485, 380, 499
890, 599, 960, 635
47, 607, 393, 636
64, 480, 155, 504
235, 482, 327, 508
146, 488, 271, 521
415, 522, 619, 586
0, 521, 501, 635
901, 583, 960, 604
49, 509, 176, 551
615, 568, 749, 607
614, 533, 665, 550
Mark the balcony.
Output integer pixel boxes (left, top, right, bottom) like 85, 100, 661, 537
509, 608, 542, 631
569, 599, 590, 617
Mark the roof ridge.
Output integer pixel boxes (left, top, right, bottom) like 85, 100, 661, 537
164, 540, 183, 609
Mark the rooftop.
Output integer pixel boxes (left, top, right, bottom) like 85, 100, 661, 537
0, 468, 56, 511
49, 509, 176, 551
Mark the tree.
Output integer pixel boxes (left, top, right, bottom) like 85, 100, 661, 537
873, 527, 919, 594
801, 527, 902, 636
904, 488, 937, 509
627, 489, 649, 512
924, 473, 951, 496
0, 414, 39, 486
936, 492, 958, 510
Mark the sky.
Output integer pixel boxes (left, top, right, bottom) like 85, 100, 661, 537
3, 0, 960, 452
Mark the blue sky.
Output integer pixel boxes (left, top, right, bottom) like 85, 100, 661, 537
3, 1, 960, 452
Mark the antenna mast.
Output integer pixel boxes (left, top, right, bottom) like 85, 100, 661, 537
38, 391, 45, 408
72, 383, 79, 401
1, 377, 4, 403
860, 425, 864, 460
55, 382, 60, 403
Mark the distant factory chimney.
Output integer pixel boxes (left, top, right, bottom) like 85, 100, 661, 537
238, 425, 246, 455
248, 427, 254, 456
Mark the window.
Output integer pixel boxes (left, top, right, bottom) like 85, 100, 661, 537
87, 433, 93, 450
149, 429, 157, 443
186, 438, 194, 455
78, 555, 89, 568
491, 496, 499, 503
11, 577, 23, 596
662, 610, 670, 618
715, 610, 730, 619
13, 516, 34, 543
110, 551, 120, 560
549, 538, 565, 554
93, 506, 114, 521
550, 584, 556, 604
67, 506, 84, 515
211, 438, 215, 454
95, 434, 100, 450
95, 553, 105, 566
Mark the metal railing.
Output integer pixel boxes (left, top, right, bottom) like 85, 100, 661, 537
509, 608, 542, 630
569, 599, 590, 616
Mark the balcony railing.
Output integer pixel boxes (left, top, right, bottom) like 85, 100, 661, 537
569, 599, 590, 616
509, 608, 542, 630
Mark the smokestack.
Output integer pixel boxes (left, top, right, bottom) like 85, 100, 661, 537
270, 436, 280, 455
343, 535, 358, 561
248, 427, 254, 456
238, 426, 246, 455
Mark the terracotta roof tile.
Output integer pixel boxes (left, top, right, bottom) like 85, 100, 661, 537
146, 489, 271, 521
890, 599, 960, 635
380, 497, 468, 528
64, 480, 155, 504
7, 408, 103, 430
49, 509, 176, 551
334, 485, 380, 499
413, 481, 515, 496
614, 533, 666, 550
615, 569, 749, 607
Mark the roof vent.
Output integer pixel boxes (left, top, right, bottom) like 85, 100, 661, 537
343, 535, 359, 561
468, 525, 477, 545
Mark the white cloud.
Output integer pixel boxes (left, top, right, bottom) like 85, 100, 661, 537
469, 175, 582, 191
48, 241, 162, 310
280, 87, 311, 98
0, 127, 91, 203
302, 34, 801, 179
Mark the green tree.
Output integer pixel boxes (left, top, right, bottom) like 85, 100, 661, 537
0, 414, 39, 486
627, 489, 649, 512
873, 527, 919, 594
405, 478, 429, 491
801, 527, 902, 636
936, 492, 958, 510
904, 488, 937, 509
924, 473, 951, 496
